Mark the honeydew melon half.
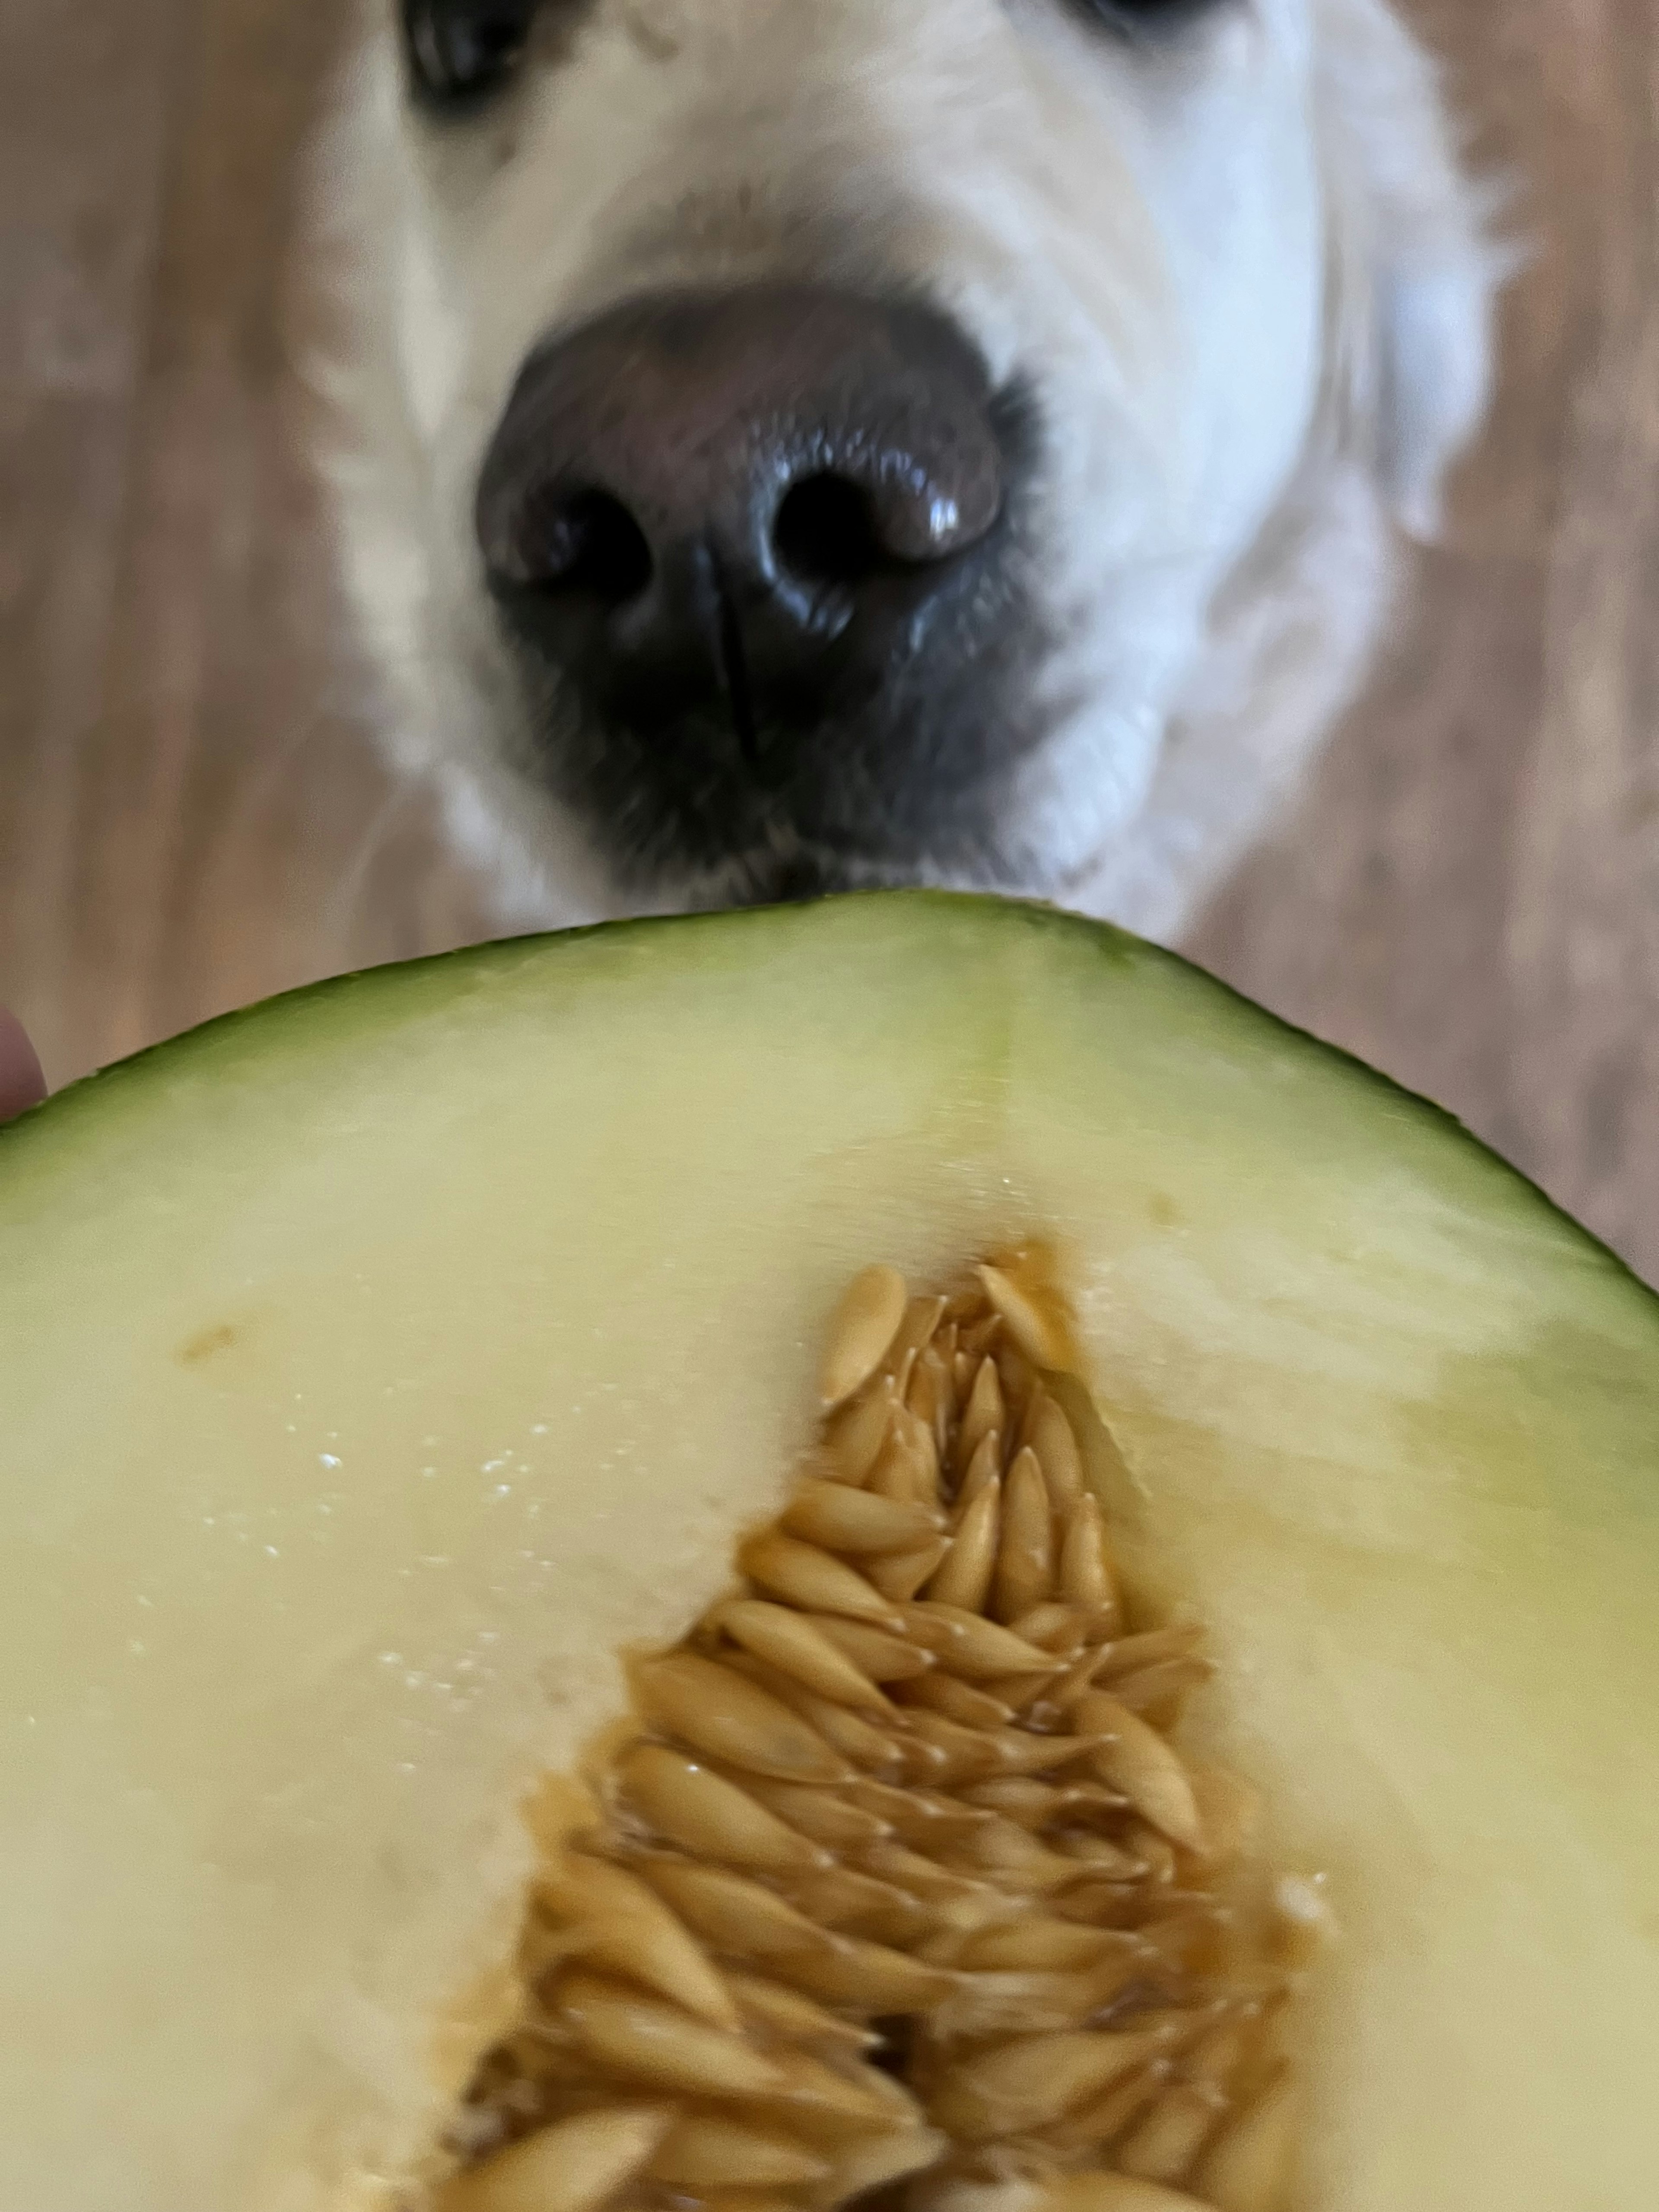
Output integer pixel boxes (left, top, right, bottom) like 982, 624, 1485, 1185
0, 892, 1655, 2212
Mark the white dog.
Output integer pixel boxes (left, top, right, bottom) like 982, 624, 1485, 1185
311, 0, 1498, 938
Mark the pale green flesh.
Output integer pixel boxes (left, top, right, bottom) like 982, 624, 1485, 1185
0, 893, 1654, 2212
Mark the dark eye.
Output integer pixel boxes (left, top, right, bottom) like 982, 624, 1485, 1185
402, 0, 540, 105
1072, 0, 1229, 34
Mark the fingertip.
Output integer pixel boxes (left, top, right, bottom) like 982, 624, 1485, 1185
0, 1006, 48, 1125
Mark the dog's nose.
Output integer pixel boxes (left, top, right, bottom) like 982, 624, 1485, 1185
474, 284, 1006, 753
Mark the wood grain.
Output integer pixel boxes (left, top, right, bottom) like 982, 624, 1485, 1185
1, 0, 1654, 1283
1189, 0, 1659, 1281
0, 0, 491, 1094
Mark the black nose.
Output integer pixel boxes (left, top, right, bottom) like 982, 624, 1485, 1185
474, 284, 1007, 761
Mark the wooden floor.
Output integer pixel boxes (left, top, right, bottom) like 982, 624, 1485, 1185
3, 0, 1656, 1282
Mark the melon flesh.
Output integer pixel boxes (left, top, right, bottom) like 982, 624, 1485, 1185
0, 892, 1654, 2212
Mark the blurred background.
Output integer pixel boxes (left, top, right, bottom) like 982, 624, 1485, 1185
2, 0, 1655, 1280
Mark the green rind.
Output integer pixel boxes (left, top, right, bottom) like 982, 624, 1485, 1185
2, 892, 1650, 1309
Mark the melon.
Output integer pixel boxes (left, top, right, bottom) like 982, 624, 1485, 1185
0, 893, 1654, 2212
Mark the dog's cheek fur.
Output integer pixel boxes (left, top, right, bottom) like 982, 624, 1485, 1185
305, 0, 1499, 939
303, 16, 608, 924
1313, 0, 1501, 540
1063, 0, 1500, 934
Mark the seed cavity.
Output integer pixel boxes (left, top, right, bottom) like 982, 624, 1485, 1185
431, 1247, 1319, 2212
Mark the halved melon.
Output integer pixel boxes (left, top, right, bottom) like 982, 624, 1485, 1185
0, 893, 1654, 2212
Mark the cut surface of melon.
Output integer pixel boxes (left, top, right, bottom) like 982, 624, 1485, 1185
0, 893, 1655, 2212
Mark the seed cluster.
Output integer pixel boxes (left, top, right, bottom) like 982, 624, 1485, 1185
435, 1253, 1312, 2212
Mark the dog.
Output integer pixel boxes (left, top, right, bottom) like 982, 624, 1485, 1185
310, 0, 1499, 938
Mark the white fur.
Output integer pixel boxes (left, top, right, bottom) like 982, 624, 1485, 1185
308, 0, 1500, 938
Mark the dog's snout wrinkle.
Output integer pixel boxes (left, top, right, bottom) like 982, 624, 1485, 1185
706, 547, 761, 769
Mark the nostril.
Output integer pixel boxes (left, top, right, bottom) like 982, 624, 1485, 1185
511, 489, 654, 606
772, 474, 884, 589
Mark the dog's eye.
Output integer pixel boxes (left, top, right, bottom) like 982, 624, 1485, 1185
1070, 0, 1228, 34
402, 0, 540, 105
